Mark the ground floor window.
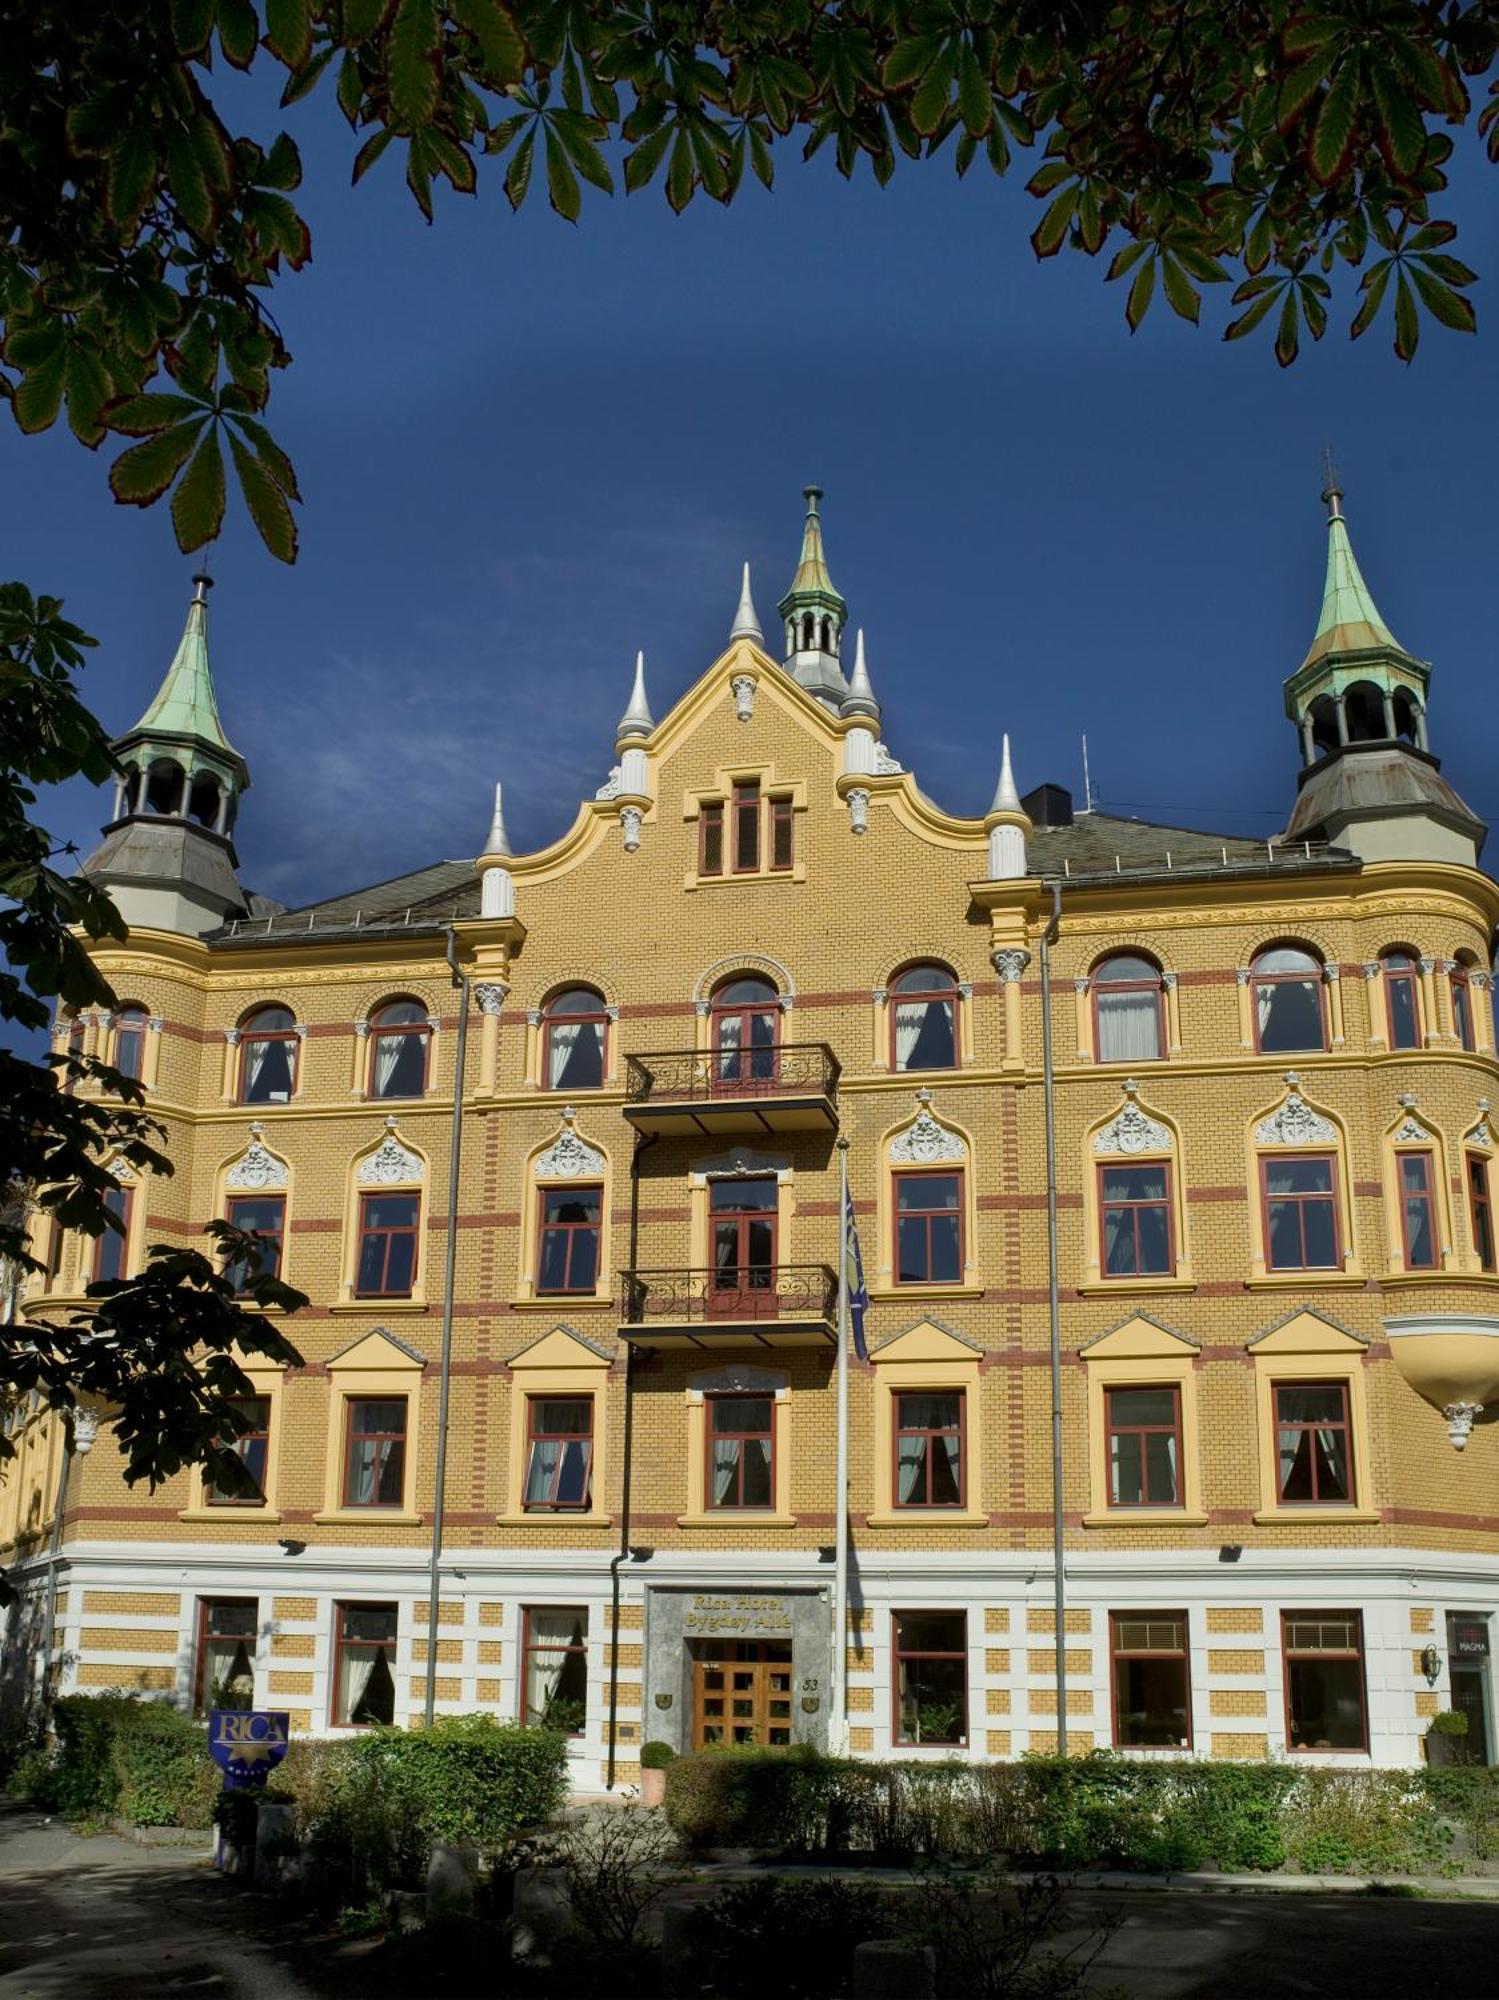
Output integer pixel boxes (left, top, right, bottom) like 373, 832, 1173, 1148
1282, 1611, 1367, 1752
893, 1610, 967, 1746
523, 1607, 588, 1735
333, 1602, 398, 1726
195, 1598, 257, 1714
1110, 1612, 1191, 1750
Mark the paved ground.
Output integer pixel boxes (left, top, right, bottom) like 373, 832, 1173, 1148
4, 1804, 1499, 1997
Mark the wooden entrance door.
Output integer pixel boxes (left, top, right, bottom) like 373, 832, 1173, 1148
691, 1640, 794, 1748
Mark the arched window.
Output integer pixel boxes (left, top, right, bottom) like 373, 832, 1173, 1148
186, 773, 221, 828
1343, 680, 1385, 742
889, 965, 959, 1072
542, 987, 607, 1091
239, 1004, 299, 1104
368, 999, 431, 1100
1251, 946, 1327, 1055
1092, 954, 1164, 1064
113, 1006, 149, 1084
1308, 696, 1339, 758
1451, 956, 1477, 1052
1380, 951, 1422, 1051
144, 758, 181, 815
1392, 688, 1421, 745
801, 613, 814, 650
711, 976, 780, 1089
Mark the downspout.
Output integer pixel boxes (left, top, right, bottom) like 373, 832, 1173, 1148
37, 1428, 75, 1704
607, 1127, 657, 1789
423, 926, 472, 1728
1038, 883, 1067, 1755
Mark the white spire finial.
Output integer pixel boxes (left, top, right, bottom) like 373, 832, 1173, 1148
840, 626, 880, 721
481, 779, 511, 858
730, 562, 763, 645
989, 733, 1022, 815
618, 648, 654, 740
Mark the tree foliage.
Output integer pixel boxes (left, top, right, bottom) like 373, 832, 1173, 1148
1, 583, 304, 1507
3, 3, 1495, 562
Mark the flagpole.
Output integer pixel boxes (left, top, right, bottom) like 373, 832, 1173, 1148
832, 1135, 851, 1756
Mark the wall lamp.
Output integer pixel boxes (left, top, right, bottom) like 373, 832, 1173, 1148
277, 1538, 307, 1556
1421, 1644, 1442, 1685
628, 1545, 655, 1563
1218, 1545, 1243, 1564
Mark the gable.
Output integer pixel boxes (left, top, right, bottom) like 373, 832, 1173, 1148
1248, 1307, 1367, 1355
871, 1320, 982, 1364
1080, 1313, 1198, 1361
326, 1327, 426, 1372
508, 1324, 614, 1371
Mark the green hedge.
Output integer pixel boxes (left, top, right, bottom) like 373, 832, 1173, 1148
664, 1748, 1499, 1875
17, 1695, 219, 1828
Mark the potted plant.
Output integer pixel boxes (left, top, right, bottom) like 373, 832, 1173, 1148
639, 1740, 676, 1807
1426, 1710, 1470, 1767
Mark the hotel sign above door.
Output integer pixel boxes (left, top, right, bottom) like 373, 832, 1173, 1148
682, 1593, 794, 1637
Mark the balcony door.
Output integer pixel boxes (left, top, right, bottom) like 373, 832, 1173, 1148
709, 1176, 778, 1318
711, 977, 780, 1093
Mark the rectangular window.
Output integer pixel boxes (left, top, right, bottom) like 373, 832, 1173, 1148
1111, 1612, 1191, 1750
732, 780, 761, 872
333, 1602, 397, 1726
354, 1192, 419, 1297
893, 1610, 967, 1746
1468, 1154, 1495, 1273
894, 1390, 965, 1508
206, 1395, 271, 1507
93, 1184, 132, 1284
524, 1396, 593, 1510
195, 1597, 258, 1715
706, 1393, 774, 1509
343, 1397, 408, 1509
1262, 1154, 1340, 1271
699, 801, 724, 876
1282, 1611, 1367, 1752
1451, 971, 1475, 1052
1385, 964, 1421, 1050
1099, 1163, 1174, 1277
769, 795, 795, 871
1105, 1385, 1181, 1507
224, 1194, 284, 1292
1275, 1380, 1353, 1505
1398, 1150, 1439, 1270
536, 1185, 602, 1295
894, 1171, 963, 1285
522, 1606, 588, 1734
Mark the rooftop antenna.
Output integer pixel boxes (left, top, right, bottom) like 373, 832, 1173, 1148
1080, 734, 1096, 815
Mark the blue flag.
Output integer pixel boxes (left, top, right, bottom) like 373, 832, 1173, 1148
842, 1180, 870, 1362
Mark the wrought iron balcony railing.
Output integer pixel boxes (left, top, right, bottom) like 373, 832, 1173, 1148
623, 1044, 840, 1129
619, 1263, 838, 1328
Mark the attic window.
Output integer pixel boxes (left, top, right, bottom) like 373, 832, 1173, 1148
697, 781, 796, 881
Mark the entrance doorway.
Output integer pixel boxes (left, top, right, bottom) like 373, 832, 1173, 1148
691, 1639, 794, 1747
1447, 1613, 1493, 1764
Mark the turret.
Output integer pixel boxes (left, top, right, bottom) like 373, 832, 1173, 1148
984, 734, 1031, 879
777, 486, 849, 710
476, 780, 515, 918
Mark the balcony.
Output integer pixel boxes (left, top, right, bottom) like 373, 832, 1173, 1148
618, 1263, 838, 1348
622, 1043, 840, 1138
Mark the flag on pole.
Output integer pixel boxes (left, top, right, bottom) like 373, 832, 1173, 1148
842, 1179, 869, 1361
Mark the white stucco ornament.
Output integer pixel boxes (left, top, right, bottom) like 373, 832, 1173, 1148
535, 1110, 605, 1179
226, 1128, 288, 1190
357, 1129, 425, 1184
846, 786, 870, 835
1445, 1401, 1483, 1451
731, 674, 756, 723
1092, 1085, 1171, 1156
1254, 1092, 1336, 1147
889, 1097, 965, 1165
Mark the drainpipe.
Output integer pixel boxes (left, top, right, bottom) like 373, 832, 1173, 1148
423, 927, 472, 1728
607, 1128, 657, 1789
1038, 884, 1067, 1754
38, 1410, 98, 1705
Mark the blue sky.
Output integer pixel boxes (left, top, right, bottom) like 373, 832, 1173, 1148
6, 75, 1498, 912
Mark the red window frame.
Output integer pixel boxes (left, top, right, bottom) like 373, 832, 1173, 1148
1451, 964, 1476, 1051
1091, 957, 1165, 1064
699, 801, 725, 876
331, 1601, 398, 1727
1260, 1152, 1341, 1271
535, 1183, 602, 1296
891, 1609, 968, 1748
1281, 1610, 1368, 1754
1382, 953, 1422, 1050
1097, 1161, 1176, 1277
769, 795, 795, 871
1104, 1384, 1182, 1508
194, 1596, 258, 1715
523, 1396, 594, 1510
238, 1005, 300, 1103
367, 1001, 431, 1099
707, 1177, 779, 1318
1468, 1153, 1495, 1273
206, 1394, 271, 1507
1250, 952, 1329, 1055
113, 1006, 148, 1083
354, 1190, 420, 1298
710, 979, 781, 1090
224, 1193, 285, 1291
520, 1606, 589, 1735
1273, 1379, 1354, 1505
705, 1392, 775, 1510
541, 989, 608, 1092
888, 964, 960, 1073
342, 1396, 408, 1510
892, 1389, 966, 1509
1397, 1149, 1440, 1271
93, 1183, 133, 1283
893, 1169, 965, 1286
1109, 1610, 1192, 1752
732, 780, 761, 872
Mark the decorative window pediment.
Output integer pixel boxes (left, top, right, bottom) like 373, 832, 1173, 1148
870, 1320, 981, 1365
508, 1324, 613, 1371
1247, 1306, 1367, 1355
686, 1363, 789, 1401
327, 1326, 426, 1372
1390, 1097, 1434, 1145
356, 1122, 425, 1185
533, 1109, 606, 1179
1080, 1312, 1198, 1361
1466, 1110, 1494, 1151
888, 1095, 966, 1165
1254, 1080, 1337, 1147
1091, 1082, 1171, 1156
689, 1143, 792, 1184
225, 1126, 288, 1191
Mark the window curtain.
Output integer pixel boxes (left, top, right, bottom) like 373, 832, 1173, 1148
896, 1436, 926, 1503
525, 1439, 560, 1505
893, 1001, 926, 1070
548, 1021, 582, 1088
245, 1037, 271, 1095
341, 1646, 378, 1721
375, 1034, 405, 1094
715, 1013, 742, 1079
933, 1432, 961, 1503
1099, 990, 1160, 1061
712, 1440, 740, 1505
207, 1638, 254, 1708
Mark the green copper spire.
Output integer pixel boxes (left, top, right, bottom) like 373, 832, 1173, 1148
134, 573, 239, 755
785, 486, 842, 603
1299, 479, 1404, 672
777, 485, 850, 709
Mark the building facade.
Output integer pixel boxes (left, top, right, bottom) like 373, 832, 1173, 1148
6, 483, 1499, 1784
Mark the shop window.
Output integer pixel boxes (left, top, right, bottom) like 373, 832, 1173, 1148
1105, 1385, 1181, 1507
354, 1192, 420, 1297
1110, 1612, 1191, 1750
894, 1171, 964, 1285
893, 1610, 967, 1746
524, 1397, 594, 1510
333, 1603, 398, 1727
893, 1390, 965, 1508
113, 1006, 148, 1084
1274, 1380, 1354, 1504
522, 1607, 588, 1734
536, 1186, 602, 1295
1282, 1612, 1367, 1752
224, 1194, 284, 1292
1397, 1150, 1439, 1270
342, 1396, 408, 1509
93, 1183, 133, 1283
239, 1004, 298, 1103
195, 1598, 258, 1715
1093, 954, 1164, 1063
1381, 952, 1422, 1051
542, 987, 607, 1091
1261, 1154, 1341, 1270
1251, 946, 1327, 1054
706, 1393, 774, 1509
1099, 1162, 1175, 1277
368, 999, 431, 1099
1468, 1154, 1496, 1273
890, 965, 959, 1072
206, 1395, 271, 1507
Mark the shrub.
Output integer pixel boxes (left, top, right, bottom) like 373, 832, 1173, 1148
640, 1739, 677, 1770
1428, 1710, 1470, 1738
20, 1694, 218, 1828
685, 1878, 898, 1998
